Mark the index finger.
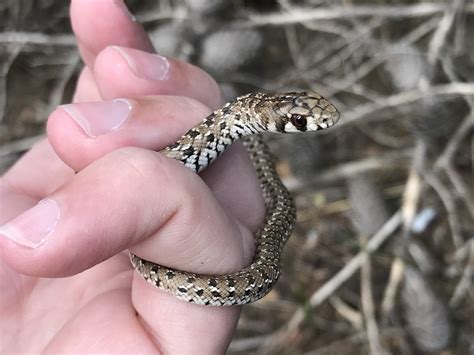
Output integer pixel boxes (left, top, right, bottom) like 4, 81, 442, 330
70, 0, 154, 68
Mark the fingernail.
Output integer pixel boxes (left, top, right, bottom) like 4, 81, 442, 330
0, 199, 60, 248
112, 46, 170, 81
60, 99, 132, 138
113, 0, 136, 22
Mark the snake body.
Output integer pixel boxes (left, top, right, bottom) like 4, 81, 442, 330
130, 91, 339, 306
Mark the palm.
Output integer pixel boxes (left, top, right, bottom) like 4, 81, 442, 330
3, 255, 136, 351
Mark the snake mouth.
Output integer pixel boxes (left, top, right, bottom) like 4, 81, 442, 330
318, 109, 340, 129
331, 109, 341, 125
309, 115, 339, 131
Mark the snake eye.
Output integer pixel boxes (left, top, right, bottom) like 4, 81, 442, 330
290, 114, 307, 129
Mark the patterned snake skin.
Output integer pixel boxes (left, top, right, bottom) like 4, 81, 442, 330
130, 91, 340, 306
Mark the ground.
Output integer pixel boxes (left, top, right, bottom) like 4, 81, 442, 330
1, 1, 473, 354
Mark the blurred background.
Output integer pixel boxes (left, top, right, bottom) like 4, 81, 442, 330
1, 0, 473, 354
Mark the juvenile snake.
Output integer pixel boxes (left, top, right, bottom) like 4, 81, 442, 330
130, 91, 339, 306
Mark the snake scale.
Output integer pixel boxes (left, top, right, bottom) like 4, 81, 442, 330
130, 91, 339, 306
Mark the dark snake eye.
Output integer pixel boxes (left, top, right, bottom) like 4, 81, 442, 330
290, 114, 307, 129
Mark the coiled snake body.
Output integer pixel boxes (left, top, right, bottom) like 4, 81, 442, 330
130, 92, 339, 306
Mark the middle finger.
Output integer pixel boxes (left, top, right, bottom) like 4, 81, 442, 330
47, 96, 265, 233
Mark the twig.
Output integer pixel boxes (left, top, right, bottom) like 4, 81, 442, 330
427, 0, 464, 65
47, 53, 81, 110
330, 296, 363, 330
229, 335, 270, 352
381, 258, 405, 322
433, 115, 474, 217
421, 171, 463, 248
402, 16, 443, 45
360, 250, 389, 354
314, 18, 383, 77
0, 44, 23, 123
401, 142, 426, 237
0, 32, 76, 46
307, 328, 405, 355
242, 15, 440, 96
323, 54, 388, 96
245, 3, 474, 26
136, 8, 187, 23
444, 166, 474, 218
316, 16, 437, 96
285, 26, 305, 69
434, 114, 473, 170
335, 83, 474, 129
449, 240, 473, 307
248, 0, 354, 35
0, 135, 45, 157
229, 16, 439, 100
283, 148, 413, 191
312, 16, 455, 96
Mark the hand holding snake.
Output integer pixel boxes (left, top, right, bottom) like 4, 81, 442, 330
131, 91, 340, 305
0, 2, 340, 352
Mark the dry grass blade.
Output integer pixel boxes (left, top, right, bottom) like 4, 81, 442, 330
245, 3, 474, 25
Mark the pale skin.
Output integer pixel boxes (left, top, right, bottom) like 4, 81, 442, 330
0, 1, 264, 353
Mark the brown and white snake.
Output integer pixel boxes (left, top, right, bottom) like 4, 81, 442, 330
130, 91, 340, 306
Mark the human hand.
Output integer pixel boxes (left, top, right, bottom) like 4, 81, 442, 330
0, 1, 264, 353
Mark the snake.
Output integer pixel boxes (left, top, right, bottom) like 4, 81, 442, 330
130, 91, 340, 306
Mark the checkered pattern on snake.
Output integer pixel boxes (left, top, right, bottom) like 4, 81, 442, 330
130, 91, 340, 306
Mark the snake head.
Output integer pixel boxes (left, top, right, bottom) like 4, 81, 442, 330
267, 91, 340, 133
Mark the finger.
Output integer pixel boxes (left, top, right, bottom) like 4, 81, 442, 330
0, 68, 102, 209
0, 139, 82, 319
0, 0, 148, 201
72, 67, 102, 103
3, 0, 221, 205
94, 46, 222, 109
44, 289, 158, 353
133, 277, 240, 354
0, 147, 255, 278
92, 48, 261, 229
46, 96, 265, 231
1, 140, 74, 220
1, 146, 249, 353
0, 67, 101, 219
47, 96, 212, 171
0, 60, 102, 214
39, 262, 238, 354
70, 0, 153, 68
0, 0, 145, 202
70, 0, 167, 107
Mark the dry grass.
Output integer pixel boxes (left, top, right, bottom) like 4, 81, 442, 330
1, 1, 473, 354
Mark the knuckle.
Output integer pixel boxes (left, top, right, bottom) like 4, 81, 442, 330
168, 95, 212, 118
106, 147, 170, 185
